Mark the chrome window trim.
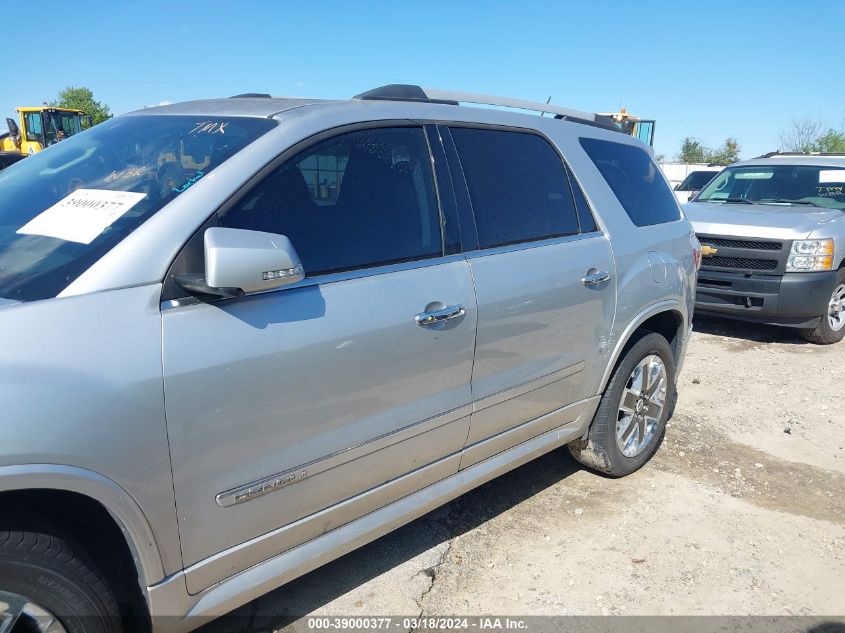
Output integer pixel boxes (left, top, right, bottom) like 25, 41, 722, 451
463, 230, 605, 259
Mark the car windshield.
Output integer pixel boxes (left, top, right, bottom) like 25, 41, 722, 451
0, 114, 276, 302
678, 170, 719, 191
696, 164, 845, 210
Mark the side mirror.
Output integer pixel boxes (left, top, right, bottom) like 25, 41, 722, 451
175, 227, 304, 299
5, 118, 20, 142
688, 193, 696, 202
673, 184, 681, 191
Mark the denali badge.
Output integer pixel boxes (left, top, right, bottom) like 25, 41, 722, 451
216, 467, 309, 507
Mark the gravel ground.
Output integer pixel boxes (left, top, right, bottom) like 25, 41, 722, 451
205, 316, 844, 631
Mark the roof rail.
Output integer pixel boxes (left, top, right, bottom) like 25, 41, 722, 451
756, 150, 845, 158
353, 84, 616, 131
230, 93, 272, 99
354, 84, 459, 105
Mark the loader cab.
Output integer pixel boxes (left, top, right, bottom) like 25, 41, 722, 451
2, 107, 89, 155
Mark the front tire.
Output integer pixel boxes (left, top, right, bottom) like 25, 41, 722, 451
569, 332, 675, 476
0, 531, 122, 633
800, 269, 845, 345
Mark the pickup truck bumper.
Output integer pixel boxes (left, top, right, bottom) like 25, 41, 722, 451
695, 270, 837, 328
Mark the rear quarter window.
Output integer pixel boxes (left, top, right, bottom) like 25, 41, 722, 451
580, 137, 680, 227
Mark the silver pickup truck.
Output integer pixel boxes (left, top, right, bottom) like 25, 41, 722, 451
685, 153, 845, 344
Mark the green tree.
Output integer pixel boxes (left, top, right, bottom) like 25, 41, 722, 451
676, 136, 740, 164
51, 86, 111, 127
708, 137, 740, 164
676, 137, 708, 163
813, 129, 845, 153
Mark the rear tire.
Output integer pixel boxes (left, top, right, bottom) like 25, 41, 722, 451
569, 332, 675, 477
799, 269, 845, 345
0, 531, 122, 633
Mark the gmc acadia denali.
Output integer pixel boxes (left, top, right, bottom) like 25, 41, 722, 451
0, 85, 697, 633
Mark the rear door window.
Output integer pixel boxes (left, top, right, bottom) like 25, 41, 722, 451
221, 126, 442, 276
580, 137, 680, 226
449, 128, 579, 249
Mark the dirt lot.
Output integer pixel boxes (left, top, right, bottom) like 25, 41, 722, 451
213, 316, 845, 630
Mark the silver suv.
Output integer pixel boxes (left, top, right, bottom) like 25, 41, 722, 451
685, 153, 845, 344
0, 85, 697, 633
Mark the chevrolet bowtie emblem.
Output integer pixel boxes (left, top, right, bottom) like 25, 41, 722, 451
701, 245, 719, 257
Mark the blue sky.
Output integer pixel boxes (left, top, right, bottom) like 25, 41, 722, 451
2, 0, 842, 160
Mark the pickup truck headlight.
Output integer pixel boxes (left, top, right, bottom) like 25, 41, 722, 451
786, 239, 834, 272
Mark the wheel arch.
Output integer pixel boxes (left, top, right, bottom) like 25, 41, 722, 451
597, 300, 686, 395
0, 464, 166, 589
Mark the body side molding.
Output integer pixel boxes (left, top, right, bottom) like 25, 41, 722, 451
145, 406, 593, 630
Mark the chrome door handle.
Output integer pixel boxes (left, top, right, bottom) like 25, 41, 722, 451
415, 304, 466, 326
582, 270, 612, 287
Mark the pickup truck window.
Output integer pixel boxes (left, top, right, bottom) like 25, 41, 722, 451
678, 170, 719, 191
697, 165, 845, 210
0, 115, 276, 302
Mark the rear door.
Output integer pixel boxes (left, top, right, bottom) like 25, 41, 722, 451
441, 126, 616, 465
161, 125, 477, 592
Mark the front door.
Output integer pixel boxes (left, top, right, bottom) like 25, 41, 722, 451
162, 125, 477, 592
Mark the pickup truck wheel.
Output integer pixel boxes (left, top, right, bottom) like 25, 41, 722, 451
0, 531, 121, 633
800, 270, 845, 345
569, 332, 675, 477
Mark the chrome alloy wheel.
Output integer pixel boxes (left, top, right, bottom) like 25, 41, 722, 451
0, 592, 67, 633
616, 354, 667, 458
828, 283, 845, 332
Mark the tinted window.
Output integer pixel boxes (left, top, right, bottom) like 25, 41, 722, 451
565, 165, 598, 233
678, 170, 718, 191
580, 137, 680, 226
0, 154, 24, 170
450, 128, 579, 249
221, 127, 442, 276
0, 115, 276, 302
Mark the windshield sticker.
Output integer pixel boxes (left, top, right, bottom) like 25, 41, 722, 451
819, 170, 845, 184
190, 121, 228, 134
172, 171, 205, 193
816, 186, 844, 198
734, 171, 774, 180
16, 189, 147, 244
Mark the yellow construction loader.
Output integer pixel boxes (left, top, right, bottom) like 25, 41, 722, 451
1, 106, 92, 156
